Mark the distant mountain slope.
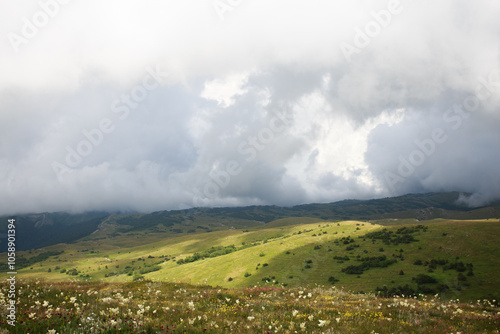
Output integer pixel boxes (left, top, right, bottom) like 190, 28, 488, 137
0, 211, 108, 251
1, 192, 499, 251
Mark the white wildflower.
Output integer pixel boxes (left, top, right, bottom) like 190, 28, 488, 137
318, 319, 330, 327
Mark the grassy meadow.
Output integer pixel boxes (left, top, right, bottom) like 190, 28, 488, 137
1, 280, 499, 333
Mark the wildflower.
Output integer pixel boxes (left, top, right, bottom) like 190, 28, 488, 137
308, 315, 314, 321
292, 310, 299, 317
336, 317, 340, 323
248, 316, 255, 320
43, 300, 49, 307
188, 301, 195, 310
318, 320, 330, 327
47, 330, 56, 334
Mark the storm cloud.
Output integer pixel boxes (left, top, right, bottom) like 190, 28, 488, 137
1, 0, 499, 215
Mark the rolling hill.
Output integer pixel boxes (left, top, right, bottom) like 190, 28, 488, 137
2, 216, 499, 302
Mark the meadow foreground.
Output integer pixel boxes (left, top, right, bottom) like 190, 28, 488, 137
1, 280, 499, 333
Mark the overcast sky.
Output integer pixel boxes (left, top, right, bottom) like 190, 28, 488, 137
1, 0, 499, 215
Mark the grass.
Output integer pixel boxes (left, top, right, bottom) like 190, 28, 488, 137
0, 280, 499, 333
2, 219, 499, 302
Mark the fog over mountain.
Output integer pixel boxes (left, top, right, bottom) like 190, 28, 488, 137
1, 0, 499, 215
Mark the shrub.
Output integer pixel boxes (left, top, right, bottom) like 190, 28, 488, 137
244, 272, 252, 277
444, 261, 468, 272
139, 265, 161, 275
342, 255, 396, 275
66, 269, 79, 276
328, 276, 339, 284
413, 274, 437, 284
376, 284, 418, 297
342, 265, 364, 275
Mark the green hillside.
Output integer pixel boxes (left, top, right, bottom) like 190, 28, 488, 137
3, 217, 499, 302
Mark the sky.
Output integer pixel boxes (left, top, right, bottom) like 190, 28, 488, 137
1, 0, 499, 215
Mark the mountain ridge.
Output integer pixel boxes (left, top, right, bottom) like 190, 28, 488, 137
2, 192, 499, 251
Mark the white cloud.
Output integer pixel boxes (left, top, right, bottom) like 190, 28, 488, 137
1, 0, 499, 214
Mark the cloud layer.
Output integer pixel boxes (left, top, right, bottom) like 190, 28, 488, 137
1, 0, 499, 214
